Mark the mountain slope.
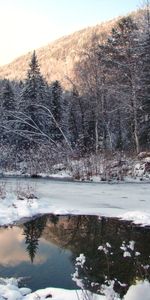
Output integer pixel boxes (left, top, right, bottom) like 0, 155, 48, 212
0, 9, 143, 89
0, 19, 117, 88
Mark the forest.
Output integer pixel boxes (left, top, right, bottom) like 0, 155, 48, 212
0, 6, 149, 174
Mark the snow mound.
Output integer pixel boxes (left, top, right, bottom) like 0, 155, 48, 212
124, 280, 150, 300
0, 278, 31, 300
120, 211, 150, 226
0, 277, 150, 300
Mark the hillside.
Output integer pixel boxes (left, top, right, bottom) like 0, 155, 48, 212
0, 7, 145, 89
0, 18, 119, 89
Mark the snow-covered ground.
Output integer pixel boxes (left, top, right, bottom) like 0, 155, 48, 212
0, 277, 150, 300
0, 178, 150, 226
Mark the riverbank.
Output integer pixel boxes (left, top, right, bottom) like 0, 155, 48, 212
0, 277, 150, 300
1, 152, 150, 183
0, 178, 150, 227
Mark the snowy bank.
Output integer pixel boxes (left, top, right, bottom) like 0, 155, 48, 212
1, 152, 150, 183
0, 178, 150, 226
0, 278, 150, 300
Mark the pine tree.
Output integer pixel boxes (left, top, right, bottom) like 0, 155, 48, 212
17, 51, 49, 147
0, 79, 15, 143
21, 50, 48, 114
1, 79, 15, 111
51, 80, 62, 122
50, 80, 63, 140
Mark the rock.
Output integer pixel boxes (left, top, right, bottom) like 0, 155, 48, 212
138, 152, 150, 159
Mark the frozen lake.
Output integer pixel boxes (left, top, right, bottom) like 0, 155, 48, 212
0, 177, 150, 225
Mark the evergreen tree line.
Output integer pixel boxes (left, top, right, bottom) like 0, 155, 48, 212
0, 10, 149, 171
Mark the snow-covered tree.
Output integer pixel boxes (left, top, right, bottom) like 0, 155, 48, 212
17, 51, 49, 147
0, 79, 15, 142
1, 79, 15, 111
50, 80, 63, 140
72, 33, 109, 153
99, 16, 141, 153
138, 2, 150, 148
50, 80, 62, 122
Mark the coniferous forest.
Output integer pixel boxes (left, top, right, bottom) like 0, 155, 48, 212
0, 7, 149, 175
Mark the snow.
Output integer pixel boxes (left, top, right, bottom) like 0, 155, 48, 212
134, 163, 145, 177
101, 280, 120, 300
123, 251, 131, 258
124, 280, 150, 300
0, 278, 31, 300
120, 211, 150, 226
98, 243, 112, 255
120, 241, 138, 257
128, 241, 135, 251
0, 278, 150, 300
0, 278, 103, 300
39, 171, 72, 179
0, 178, 150, 226
75, 253, 86, 267
24, 287, 103, 300
72, 254, 86, 289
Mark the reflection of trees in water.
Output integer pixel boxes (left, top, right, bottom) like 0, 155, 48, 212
22, 214, 150, 297
48, 214, 59, 225
43, 215, 150, 298
23, 216, 47, 263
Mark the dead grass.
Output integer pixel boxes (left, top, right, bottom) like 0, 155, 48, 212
15, 182, 38, 200
0, 182, 6, 199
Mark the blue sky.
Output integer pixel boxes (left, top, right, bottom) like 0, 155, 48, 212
0, 0, 141, 65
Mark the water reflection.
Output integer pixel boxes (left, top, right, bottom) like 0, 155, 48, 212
23, 216, 47, 262
0, 215, 150, 296
38, 215, 150, 297
0, 227, 31, 266
0, 216, 75, 291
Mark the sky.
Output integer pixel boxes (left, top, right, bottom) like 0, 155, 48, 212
0, 0, 141, 66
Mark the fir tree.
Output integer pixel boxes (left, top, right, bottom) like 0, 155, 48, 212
0, 79, 15, 143
51, 80, 62, 122
1, 79, 15, 111
50, 80, 63, 140
17, 51, 49, 147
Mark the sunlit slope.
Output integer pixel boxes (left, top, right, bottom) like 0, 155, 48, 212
0, 9, 143, 88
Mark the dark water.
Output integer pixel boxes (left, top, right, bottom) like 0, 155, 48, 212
0, 215, 150, 297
